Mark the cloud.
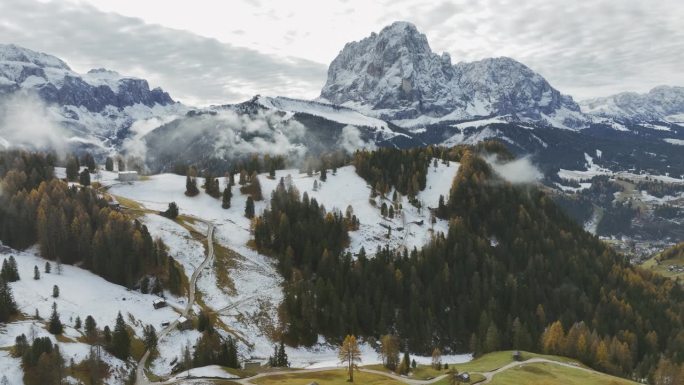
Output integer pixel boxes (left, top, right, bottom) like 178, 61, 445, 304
0, 91, 67, 154
485, 155, 542, 184
380, 0, 684, 100
0, 0, 327, 106
1, 0, 682, 105
336, 125, 377, 153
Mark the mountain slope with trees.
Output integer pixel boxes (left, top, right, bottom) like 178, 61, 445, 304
252, 146, 684, 380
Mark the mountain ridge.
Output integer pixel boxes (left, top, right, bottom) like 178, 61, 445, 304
320, 21, 585, 129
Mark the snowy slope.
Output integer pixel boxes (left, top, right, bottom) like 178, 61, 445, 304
580, 85, 684, 122
256, 96, 390, 130
108, 160, 460, 366
0, 244, 181, 385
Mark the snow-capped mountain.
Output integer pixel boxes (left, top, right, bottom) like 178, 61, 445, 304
0, 44, 186, 154
320, 22, 585, 129
580, 85, 684, 122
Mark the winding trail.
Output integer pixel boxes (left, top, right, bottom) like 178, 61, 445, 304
134, 216, 215, 385
479, 357, 598, 384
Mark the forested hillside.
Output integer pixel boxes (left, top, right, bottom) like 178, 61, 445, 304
0, 151, 176, 291
253, 146, 684, 379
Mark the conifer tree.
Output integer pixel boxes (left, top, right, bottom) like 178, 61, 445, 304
161, 202, 179, 219
222, 186, 232, 209
48, 302, 63, 335
0, 279, 17, 322
45, 261, 51, 274
82, 153, 96, 172
277, 341, 289, 367
52, 285, 59, 298
84, 315, 97, 343
245, 196, 255, 219
79, 169, 90, 186
185, 175, 199, 197
105, 157, 114, 172
320, 167, 327, 182
65, 156, 79, 181
34, 266, 40, 280
143, 324, 157, 350
8, 256, 19, 281
74, 316, 81, 329
111, 312, 130, 359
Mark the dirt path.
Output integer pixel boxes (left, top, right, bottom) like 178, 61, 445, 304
135, 217, 215, 385
479, 357, 604, 384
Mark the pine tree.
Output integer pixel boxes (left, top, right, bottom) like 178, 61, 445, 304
48, 302, 63, 335
65, 156, 79, 181
52, 285, 59, 298
74, 316, 81, 329
103, 326, 112, 344
84, 315, 97, 343
161, 202, 179, 219
34, 266, 40, 280
79, 169, 91, 186
111, 312, 130, 359
245, 196, 255, 219
320, 167, 327, 182
8, 256, 19, 281
277, 341, 289, 367
105, 157, 114, 172
45, 262, 51, 274
222, 186, 232, 209
185, 175, 199, 197
82, 153, 96, 172
143, 324, 157, 350
0, 279, 17, 322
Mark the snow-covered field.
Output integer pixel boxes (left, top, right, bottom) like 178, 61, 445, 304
558, 153, 684, 184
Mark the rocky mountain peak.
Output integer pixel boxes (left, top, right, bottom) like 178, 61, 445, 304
321, 22, 583, 128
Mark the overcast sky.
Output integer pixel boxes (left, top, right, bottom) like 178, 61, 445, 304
1, 0, 682, 106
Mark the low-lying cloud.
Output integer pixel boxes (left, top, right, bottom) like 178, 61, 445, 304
0, 91, 67, 154
485, 154, 542, 184
337, 125, 377, 153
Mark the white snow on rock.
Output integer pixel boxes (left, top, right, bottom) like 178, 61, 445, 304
664, 138, 684, 146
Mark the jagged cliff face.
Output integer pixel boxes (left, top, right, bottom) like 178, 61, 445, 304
580, 86, 684, 122
321, 22, 582, 128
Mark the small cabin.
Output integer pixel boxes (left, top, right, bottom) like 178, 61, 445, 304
513, 351, 523, 361
153, 298, 167, 309
108, 201, 121, 211
118, 171, 139, 182
243, 361, 262, 371
177, 316, 192, 331
161, 321, 170, 327
456, 373, 470, 382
